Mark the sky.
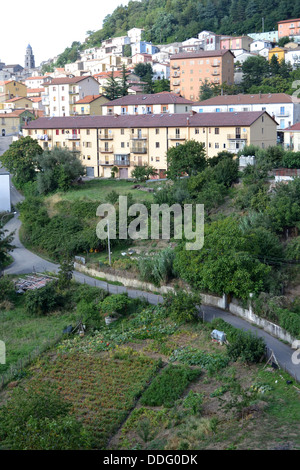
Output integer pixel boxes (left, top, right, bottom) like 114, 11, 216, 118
0, 0, 130, 67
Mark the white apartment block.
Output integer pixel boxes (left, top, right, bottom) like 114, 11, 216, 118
42, 76, 100, 117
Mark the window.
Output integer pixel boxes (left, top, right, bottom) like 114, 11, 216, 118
156, 157, 160, 162
121, 129, 124, 135
280, 106, 285, 115
121, 142, 125, 148
215, 143, 219, 149
175, 128, 180, 138
62, 96, 65, 101
86, 129, 90, 135
215, 128, 219, 134
86, 142, 92, 148
195, 128, 199, 134
56, 129, 59, 135
209, 143, 212, 148
216, 108, 220, 112
87, 155, 91, 160
199, 108, 203, 113
156, 142, 160, 148
229, 108, 234, 112
155, 128, 160, 134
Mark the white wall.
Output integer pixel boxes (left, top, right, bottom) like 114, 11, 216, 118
0, 174, 11, 212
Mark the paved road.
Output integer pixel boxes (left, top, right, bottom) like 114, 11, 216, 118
1, 175, 299, 382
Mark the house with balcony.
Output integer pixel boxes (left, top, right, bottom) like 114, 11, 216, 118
278, 18, 300, 42
193, 93, 299, 141
42, 76, 100, 117
22, 111, 277, 179
170, 50, 234, 100
101, 92, 194, 116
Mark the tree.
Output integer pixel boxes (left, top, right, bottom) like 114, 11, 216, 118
153, 78, 170, 93
0, 229, 15, 272
278, 36, 291, 47
166, 140, 207, 180
36, 147, 85, 195
241, 56, 270, 91
58, 257, 74, 289
120, 64, 130, 97
199, 79, 221, 101
174, 216, 271, 300
131, 164, 158, 182
0, 136, 43, 188
103, 69, 122, 100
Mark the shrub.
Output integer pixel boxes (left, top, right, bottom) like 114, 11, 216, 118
100, 293, 132, 317
226, 330, 266, 364
0, 276, 15, 302
0, 382, 90, 450
277, 309, 300, 338
24, 282, 64, 316
138, 248, 175, 287
76, 299, 102, 330
162, 290, 200, 323
140, 364, 201, 408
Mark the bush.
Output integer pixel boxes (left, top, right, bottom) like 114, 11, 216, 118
100, 293, 132, 317
162, 290, 200, 323
0, 382, 90, 450
277, 309, 300, 338
0, 276, 15, 302
140, 364, 201, 408
138, 248, 175, 287
24, 282, 64, 316
76, 299, 102, 330
226, 330, 266, 364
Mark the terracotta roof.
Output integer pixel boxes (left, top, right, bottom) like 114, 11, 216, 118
0, 109, 35, 118
194, 93, 294, 106
103, 93, 194, 107
283, 122, 300, 131
74, 95, 102, 104
44, 76, 96, 86
26, 76, 45, 80
278, 18, 300, 24
5, 96, 30, 102
27, 88, 45, 94
23, 111, 272, 130
29, 97, 42, 102
170, 49, 234, 60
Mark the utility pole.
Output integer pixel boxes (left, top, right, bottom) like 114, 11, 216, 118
107, 219, 111, 266
262, 18, 265, 33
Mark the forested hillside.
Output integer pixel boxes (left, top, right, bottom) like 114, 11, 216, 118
53, 0, 300, 68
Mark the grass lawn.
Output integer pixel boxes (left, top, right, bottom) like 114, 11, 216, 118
48, 178, 160, 204
0, 298, 78, 378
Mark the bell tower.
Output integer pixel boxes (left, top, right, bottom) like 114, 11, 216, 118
25, 44, 35, 69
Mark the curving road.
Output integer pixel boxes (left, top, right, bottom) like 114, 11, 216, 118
1, 170, 299, 382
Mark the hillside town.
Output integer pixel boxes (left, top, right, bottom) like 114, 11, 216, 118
1, 7, 300, 453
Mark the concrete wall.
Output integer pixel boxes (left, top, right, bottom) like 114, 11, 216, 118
74, 262, 297, 346
0, 173, 11, 212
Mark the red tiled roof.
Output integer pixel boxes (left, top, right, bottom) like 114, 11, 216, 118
27, 88, 45, 94
23, 111, 272, 130
170, 49, 234, 60
44, 76, 96, 86
194, 93, 294, 106
103, 92, 194, 107
74, 94, 102, 104
278, 18, 300, 24
6, 96, 30, 102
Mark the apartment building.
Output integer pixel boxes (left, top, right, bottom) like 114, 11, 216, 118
193, 93, 299, 138
283, 122, 300, 150
170, 50, 234, 100
0, 80, 27, 106
1, 109, 36, 136
22, 111, 277, 178
278, 18, 300, 41
42, 76, 100, 117
101, 93, 194, 115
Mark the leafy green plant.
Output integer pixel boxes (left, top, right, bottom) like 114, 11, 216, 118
182, 391, 204, 415
162, 290, 200, 323
140, 364, 201, 408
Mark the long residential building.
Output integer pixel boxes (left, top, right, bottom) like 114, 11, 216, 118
22, 111, 277, 178
170, 50, 234, 100
193, 93, 300, 139
101, 92, 194, 115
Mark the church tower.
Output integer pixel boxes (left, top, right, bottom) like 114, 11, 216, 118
25, 44, 35, 69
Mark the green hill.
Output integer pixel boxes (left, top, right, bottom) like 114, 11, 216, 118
53, 0, 300, 68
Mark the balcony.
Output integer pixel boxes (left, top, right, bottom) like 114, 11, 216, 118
69, 89, 78, 94
66, 134, 81, 140
114, 159, 130, 166
212, 71, 220, 76
172, 72, 180, 78
276, 111, 290, 117
99, 160, 113, 165
130, 133, 147, 140
100, 145, 113, 153
172, 65, 180, 69
131, 146, 147, 154
173, 80, 180, 86
99, 132, 114, 140
227, 134, 248, 140
169, 134, 186, 140
212, 62, 220, 67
